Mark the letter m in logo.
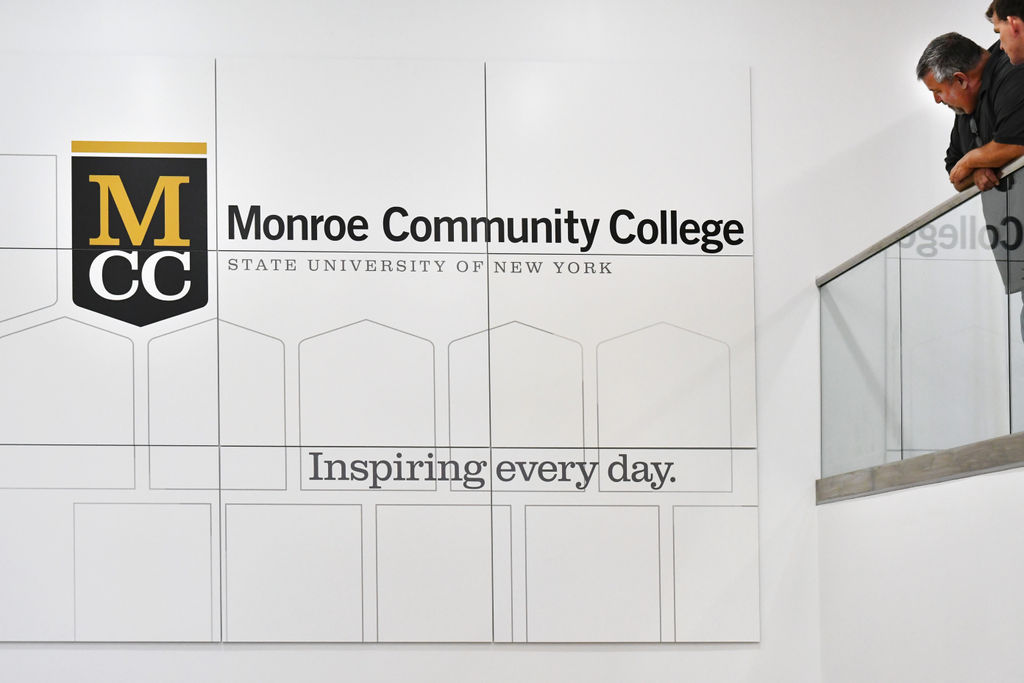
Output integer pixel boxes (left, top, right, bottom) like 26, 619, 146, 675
88, 175, 191, 248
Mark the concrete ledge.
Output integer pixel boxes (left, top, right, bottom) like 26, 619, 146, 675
817, 431, 1024, 504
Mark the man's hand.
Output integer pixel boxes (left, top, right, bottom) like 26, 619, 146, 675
951, 162, 1000, 192
972, 167, 1000, 191
949, 154, 977, 187
949, 141, 1024, 189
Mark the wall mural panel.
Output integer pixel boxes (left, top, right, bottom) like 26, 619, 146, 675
0, 56, 757, 643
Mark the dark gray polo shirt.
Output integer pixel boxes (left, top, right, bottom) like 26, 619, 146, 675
944, 47, 1024, 173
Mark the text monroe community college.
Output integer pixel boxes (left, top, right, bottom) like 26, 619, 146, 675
228, 205, 746, 254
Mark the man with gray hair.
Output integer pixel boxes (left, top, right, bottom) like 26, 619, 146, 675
920, 30, 1024, 331
917, 32, 1024, 191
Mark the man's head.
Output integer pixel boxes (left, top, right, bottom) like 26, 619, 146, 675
994, 0, 1024, 63
917, 33, 987, 115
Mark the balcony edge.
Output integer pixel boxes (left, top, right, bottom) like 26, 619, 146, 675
816, 431, 1024, 504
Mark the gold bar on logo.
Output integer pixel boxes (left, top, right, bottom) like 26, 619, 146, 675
71, 141, 207, 155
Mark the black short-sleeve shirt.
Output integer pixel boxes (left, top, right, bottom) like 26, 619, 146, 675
945, 48, 1024, 173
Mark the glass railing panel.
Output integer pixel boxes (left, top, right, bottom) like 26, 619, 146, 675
899, 191, 1010, 459
1005, 169, 1024, 433
820, 158, 1024, 483
820, 246, 901, 477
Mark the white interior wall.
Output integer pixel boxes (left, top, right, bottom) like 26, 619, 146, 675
819, 470, 1024, 683
0, 1, 1002, 680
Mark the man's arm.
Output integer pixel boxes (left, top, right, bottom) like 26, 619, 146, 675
949, 140, 1024, 187
953, 57, 1024, 188
954, 167, 1001, 192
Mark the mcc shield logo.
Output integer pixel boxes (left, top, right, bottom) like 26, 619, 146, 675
71, 141, 208, 326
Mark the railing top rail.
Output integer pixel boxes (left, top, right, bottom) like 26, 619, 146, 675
815, 156, 1024, 288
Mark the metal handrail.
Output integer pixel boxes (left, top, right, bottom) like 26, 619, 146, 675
815, 156, 1024, 288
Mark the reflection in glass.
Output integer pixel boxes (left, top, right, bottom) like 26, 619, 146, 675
1005, 171, 1024, 433
820, 248, 900, 477
821, 167, 1024, 477
899, 193, 1009, 458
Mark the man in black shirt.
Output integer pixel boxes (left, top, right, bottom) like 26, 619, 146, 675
994, 0, 1024, 63
917, 32, 1024, 191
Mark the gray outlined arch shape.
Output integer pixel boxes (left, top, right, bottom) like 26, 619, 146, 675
596, 321, 734, 450
0, 154, 59, 324
298, 319, 436, 449
218, 320, 286, 447
148, 318, 219, 447
0, 315, 135, 446
146, 318, 287, 447
448, 320, 585, 449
